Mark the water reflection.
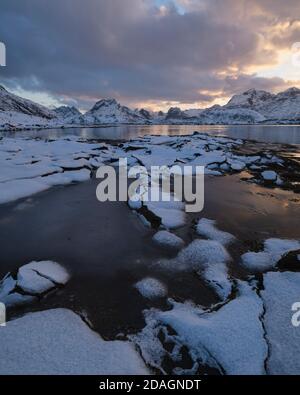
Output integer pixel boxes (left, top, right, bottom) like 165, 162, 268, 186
2, 124, 300, 145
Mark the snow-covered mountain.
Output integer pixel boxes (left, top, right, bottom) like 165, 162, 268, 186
83, 98, 151, 124
162, 88, 300, 124
224, 88, 300, 122
197, 105, 266, 124
1, 86, 300, 131
53, 105, 81, 120
0, 85, 55, 119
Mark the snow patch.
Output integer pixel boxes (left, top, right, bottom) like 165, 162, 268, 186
241, 238, 300, 272
152, 230, 184, 251
135, 278, 167, 299
0, 308, 149, 374
196, 218, 235, 246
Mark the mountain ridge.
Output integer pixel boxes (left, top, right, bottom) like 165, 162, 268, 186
1, 85, 300, 130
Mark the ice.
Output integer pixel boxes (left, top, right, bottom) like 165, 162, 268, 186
228, 160, 246, 171
196, 218, 235, 246
0, 261, 69, 307
241, 238, 300, 272
148, 206, 186, 229
0, 308, 149, 374
0, 136, 97, 204
264, 238, 300, 257
241, 252, 272, 272
0, 161, 62, 183
0, 275, 16, 301
17, 268, 56, 295
135, 282, 267, 375
0, 132, 291, 209
135, 278, 167, 299
0, 178, 50, 205
133, 145, 178, 169
158, 240, 232, 300
17, 261, 69, 294
189, 151, 226, 167
20, 261, 70, 285
152, 230, 184, 251
261, 272, 300, 374
261, 170, 277, 181
2, 293, 37, 308
42, 169, 91, 186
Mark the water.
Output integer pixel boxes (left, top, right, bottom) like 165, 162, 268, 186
3, 124, 300, 144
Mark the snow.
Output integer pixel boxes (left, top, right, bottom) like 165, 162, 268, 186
225, 87, 300, 122
241, 238, 300, 272
0, 178, 50, 205
152, 230, 184, 251
147, 206, 186, 229
134, 282, 267, 375
17, 261, 69, 295
0, 137, 98, 204
0, 308, 149, 375
143, 189, 186, 229
228, 159, 246, 171
2, 293, 37, 308
261, 170, 277, 181
0, 131, 290, 208
42, 169, 91, 186
262, 272, 300, 374
196, 218, 235, 246
0, 275, 16, 301
0, 85, 55, 119
2, 85, 300, 129
20, 261, 70, 285
0, 261, 70, 306
135, 278, 167, 299
157, 239, 232, 300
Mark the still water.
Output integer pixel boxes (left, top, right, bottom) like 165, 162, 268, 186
3, 124, 300, 144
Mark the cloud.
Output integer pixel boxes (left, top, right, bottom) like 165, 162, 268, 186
0, 0, 298, 110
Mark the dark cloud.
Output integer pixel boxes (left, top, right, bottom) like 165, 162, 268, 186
0, 0, 298, 109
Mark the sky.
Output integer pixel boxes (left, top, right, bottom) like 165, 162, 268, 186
0, 0, 300, 112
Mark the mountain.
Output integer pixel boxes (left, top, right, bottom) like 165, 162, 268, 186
83, 98, 151, 124
224, 88, 300, 122
0, 85, 55, 119
194, 104, 265, 124
1, 86, 300, 131
161, 87, 300, 124
53, 105, 81, 120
